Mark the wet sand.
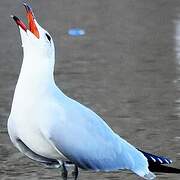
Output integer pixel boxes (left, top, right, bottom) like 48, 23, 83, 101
0, 0, 180, 179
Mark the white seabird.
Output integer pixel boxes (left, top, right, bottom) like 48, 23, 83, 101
8, 3, 179, 180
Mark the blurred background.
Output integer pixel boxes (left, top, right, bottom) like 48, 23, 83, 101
0, 0, 180, 179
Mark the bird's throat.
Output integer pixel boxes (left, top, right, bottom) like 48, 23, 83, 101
15, 56, 55, 96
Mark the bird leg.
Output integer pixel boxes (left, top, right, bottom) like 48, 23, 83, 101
72, 165, 78, 180
60, 162, 68, 180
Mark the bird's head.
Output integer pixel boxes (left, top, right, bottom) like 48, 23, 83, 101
12, 3, 55, 60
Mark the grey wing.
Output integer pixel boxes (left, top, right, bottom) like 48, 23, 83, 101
40, 98, 149, 176
41, 102, 133, 171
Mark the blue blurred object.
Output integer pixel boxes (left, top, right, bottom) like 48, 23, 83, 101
68, 28, 85, 36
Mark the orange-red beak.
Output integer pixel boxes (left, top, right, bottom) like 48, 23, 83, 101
12, 3, 40, 39
23, 3, 40, 38
12, 15, 27, 32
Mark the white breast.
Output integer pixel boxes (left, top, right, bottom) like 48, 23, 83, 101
9, 97, 66, 160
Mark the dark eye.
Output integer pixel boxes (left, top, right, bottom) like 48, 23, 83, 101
45, 33, 51, 42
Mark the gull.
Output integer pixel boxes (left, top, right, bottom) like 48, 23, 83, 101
8, 3, 180, 180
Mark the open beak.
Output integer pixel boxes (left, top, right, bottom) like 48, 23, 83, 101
12, 3, 40, 39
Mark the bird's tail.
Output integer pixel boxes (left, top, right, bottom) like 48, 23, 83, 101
138, 149, 180, 174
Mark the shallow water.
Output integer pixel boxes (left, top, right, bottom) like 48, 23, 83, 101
0, 0, 180, 179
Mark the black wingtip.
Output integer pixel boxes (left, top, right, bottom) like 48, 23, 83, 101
149, 162, 180, 174
138, 149, 180, 174
138, 149, 172, 165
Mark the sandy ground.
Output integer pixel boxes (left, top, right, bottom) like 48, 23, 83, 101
0, 0, 180, 179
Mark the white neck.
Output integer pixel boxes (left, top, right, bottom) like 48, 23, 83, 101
14, 53, 56, 98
